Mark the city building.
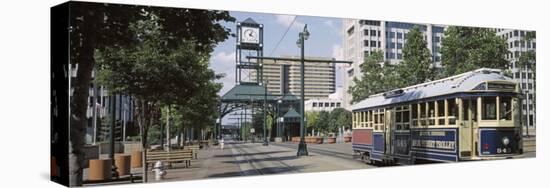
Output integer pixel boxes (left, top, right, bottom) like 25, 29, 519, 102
305, 86, 344, 112
342, 19, 447, 109
69, 64, 134, 144
250, 56, 336, 100
495, 29, 536, 129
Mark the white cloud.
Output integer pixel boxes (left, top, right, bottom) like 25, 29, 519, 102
324, 20, 342, 36
275, 15, 305, 29
209, 51, 236, 95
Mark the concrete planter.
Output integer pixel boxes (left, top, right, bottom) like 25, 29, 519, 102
131, 151, 142, 168
115, 154, 131, 176
88, 159, 112, 181
326, 137, 336, 144
291, 137, 300, 143
305, 137, 323, 144
344, 136, 352, 143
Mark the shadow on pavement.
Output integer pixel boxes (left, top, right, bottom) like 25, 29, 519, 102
207, 165, 308, 177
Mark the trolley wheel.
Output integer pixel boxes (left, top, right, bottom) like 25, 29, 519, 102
362, 153, 372, 164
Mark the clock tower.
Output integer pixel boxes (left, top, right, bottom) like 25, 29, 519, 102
236, 18, 263, 85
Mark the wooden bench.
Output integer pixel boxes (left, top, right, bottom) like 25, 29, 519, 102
146, 150, 193, 168
184, 145, 200, 159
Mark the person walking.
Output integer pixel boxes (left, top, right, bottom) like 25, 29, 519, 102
220, 137, 225, 150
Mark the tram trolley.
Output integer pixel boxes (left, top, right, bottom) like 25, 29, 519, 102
351, 68, 523, 165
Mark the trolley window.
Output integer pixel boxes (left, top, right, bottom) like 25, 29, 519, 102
499, 96, 512, 120
462, 100, 469, 121
482, 97, 497, 120
437, 100, 445, 125
428, 101, 435, 125
412, 103, 418, 126
448, 99, 457, 125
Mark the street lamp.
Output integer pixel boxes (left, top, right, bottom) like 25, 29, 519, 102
262, 80, 269, 146
277, 98, 283, 142
296, 24, 309, 156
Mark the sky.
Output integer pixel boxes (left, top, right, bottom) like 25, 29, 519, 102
208, 11, 345, 96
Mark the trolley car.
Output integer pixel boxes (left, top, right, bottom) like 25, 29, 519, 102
351, 68, 523, 165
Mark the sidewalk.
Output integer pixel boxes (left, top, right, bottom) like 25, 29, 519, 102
145, 143, 242, 182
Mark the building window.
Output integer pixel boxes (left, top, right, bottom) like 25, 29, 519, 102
389, 32, 395, 38
515, 51, 520, 58
482, 97, 497, 120
397, 53, 402, 59
370, 30, 377, 36
364, 29, 369, 36
312, 102, 317, 107
370, 41, 377, 47
514, 41, 519, 47
397, 32, 403, 39
521, 41, 525, 48
336, 103, 341, 107
514, 30, 518, 37
331, 103, 335, 107
515, 72, 520, 79
325, 102, 329, 107
434, 36, 440, 42
378, 31, 381, 36
378, 41, 381, 48
520, 31, 525, 37
364, 40, 369, 46
533, 42, 536, 48
397, 43, 403, 49
499, 96, 512, 120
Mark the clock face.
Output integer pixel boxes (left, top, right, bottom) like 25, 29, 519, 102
241, 27, 260, 44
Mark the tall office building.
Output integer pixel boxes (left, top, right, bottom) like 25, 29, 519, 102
342, 19, 446, 109
69, 64, 134, 144
250, 56, 336, 100
495, 29, 536, 128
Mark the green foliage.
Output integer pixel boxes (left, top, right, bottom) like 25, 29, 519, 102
315, 111, 330, 133
349, 50, 385, 103
440, 26, 509, 76
305, 111, 319, 130
400, 26, 434, 85
328, 108, 352, 132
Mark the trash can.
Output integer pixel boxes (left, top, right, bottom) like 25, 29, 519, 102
88, 159, 112, 181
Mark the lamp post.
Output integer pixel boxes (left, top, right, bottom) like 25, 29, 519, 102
262, 80, 269, 146
277, 98, 282, 141
296, 24, 309, 156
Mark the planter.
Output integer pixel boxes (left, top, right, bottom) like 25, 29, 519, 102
88, 159, 112, 181
131, 151, 142, 168
305, 137, 323, 144
115, 154, 131, 176
291, 137, 301, 143
344, 136, 352, 143
326, 137, 336, 144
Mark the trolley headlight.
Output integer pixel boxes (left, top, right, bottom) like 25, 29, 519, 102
502, 137, 510, 146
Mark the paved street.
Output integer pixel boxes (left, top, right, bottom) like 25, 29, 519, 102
82, 137, 535, 185
144, 138, 375, 183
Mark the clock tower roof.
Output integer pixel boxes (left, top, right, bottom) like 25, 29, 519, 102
241, 17, 259, 26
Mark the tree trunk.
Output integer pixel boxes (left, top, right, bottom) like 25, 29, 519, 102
68, 32, 95, 187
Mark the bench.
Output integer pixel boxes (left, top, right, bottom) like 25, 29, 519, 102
184, 145, 200, 159
146, 150, 193, 168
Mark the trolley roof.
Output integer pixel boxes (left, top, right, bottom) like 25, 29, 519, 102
350, 68, 516, 111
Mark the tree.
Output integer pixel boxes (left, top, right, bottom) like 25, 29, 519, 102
440, 26, 509, 77
349, 50, 404, 103
305, 111, 319, 133
315, 111, 330, 134
328, 108, 352, 133
95, 12, 231, 182
400, 26, 434, 86
349, 50, 385, 103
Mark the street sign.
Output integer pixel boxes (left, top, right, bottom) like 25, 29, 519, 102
250, 128, 255, 133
